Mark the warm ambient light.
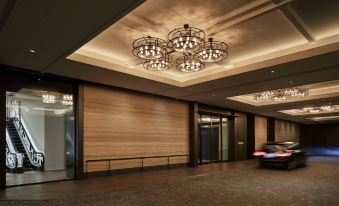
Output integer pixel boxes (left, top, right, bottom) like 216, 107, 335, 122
62, 95, 73, 106
168, 24, 205, 53
143, 53, 172, 71
132, 24, 228, 72
132, 36, 167, 60
254, 87, 308, 102
308, 116, 339, 121
295, 105, 334, 113
42, 94, 56, 104
196, 38, 228, 63
176, 55, 205, 72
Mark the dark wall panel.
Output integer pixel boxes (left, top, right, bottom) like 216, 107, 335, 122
235, 112, 247, 161
301, 123, 339, 155
189, 103, 199, 167
267, 117, 275, 142
0, 68, 5, 189
247, 114, 255, 159
301, 124, 339, 146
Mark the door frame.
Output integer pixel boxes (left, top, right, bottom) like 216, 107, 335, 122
198, 111, 234, 164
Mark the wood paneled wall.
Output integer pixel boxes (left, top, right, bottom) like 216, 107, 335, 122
275, 119, 300, 143
255, 116, 267, 150
83, 85, 189, 172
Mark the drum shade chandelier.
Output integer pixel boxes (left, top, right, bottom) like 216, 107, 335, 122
295, 105, 334, 113
132, 24, 228, 72
254, 87, 309, 102
41, 93, 73, 106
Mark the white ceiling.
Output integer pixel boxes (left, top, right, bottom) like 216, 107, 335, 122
1, 0, 339, 123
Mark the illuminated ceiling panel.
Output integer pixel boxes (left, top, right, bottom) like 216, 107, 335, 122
67, 0, 339, 87
228, 80, 339, 106
308, 116, 339, 121
280, 105, 339, 116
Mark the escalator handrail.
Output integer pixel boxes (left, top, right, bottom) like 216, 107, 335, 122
6, 148, 18, 169
5, 128, 25, 169
13, 119, 45, 169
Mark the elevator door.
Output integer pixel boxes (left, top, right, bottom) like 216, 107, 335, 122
199, 114, 229, 164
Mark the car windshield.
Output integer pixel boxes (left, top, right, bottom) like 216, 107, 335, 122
263, 145, 285, 152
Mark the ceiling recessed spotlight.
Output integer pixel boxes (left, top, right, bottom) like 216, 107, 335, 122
289, 80, 294, 84
29, 49, 36, 53
270, 70, 275, 74
212, 94, 216, 97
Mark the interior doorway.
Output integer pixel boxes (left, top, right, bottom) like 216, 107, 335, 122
198, 114, 230, 164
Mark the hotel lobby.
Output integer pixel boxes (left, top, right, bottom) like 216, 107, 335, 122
0, 0, 339, 205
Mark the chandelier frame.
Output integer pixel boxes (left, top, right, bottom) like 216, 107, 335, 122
254, 87, 309, 102
132, 24, 228, 72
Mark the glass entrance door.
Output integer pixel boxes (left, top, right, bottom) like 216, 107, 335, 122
199, 114, 230, 164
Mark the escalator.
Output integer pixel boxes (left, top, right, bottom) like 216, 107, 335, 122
6, 120, 34, 171
6, 118, 44, 172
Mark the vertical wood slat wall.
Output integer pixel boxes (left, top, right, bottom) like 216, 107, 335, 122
275, 119, 300, 143
255, 116, 267, 150
83, 85, 189, 172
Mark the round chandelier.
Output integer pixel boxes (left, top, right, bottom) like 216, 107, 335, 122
132, 36, 167, 60
176, 55, 205, 72
296, 105, 334, 113
42, 94, 56, 104
168, 24, 205, 53
254, 87, 308, 102
62, 95, 73, 106
143, 53, 172, 71
132, 24, 228, 72
195, 38, 228, 62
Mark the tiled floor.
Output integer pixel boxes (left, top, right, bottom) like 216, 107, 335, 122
0, 156, 339, 205
6, 170, 68, 186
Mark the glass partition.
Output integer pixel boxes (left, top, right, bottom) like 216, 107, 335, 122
5, 88, 75, 186
198, 114, 230, 164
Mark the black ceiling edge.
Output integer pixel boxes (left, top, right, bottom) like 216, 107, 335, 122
40, 0, 146, 73
0, 0, 16, 33
1, 64, 188, 103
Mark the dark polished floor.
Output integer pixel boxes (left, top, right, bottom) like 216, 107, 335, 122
1, 156, 339, 205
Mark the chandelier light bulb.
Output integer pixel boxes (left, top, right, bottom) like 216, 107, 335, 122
42, 94, 56, 104
133, 24, 228, 72
295, 105, 334, 113
132, 36, 167, 60
62, 95, 73, 106
196, 38, 228, 63
254, 87, 309, 102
